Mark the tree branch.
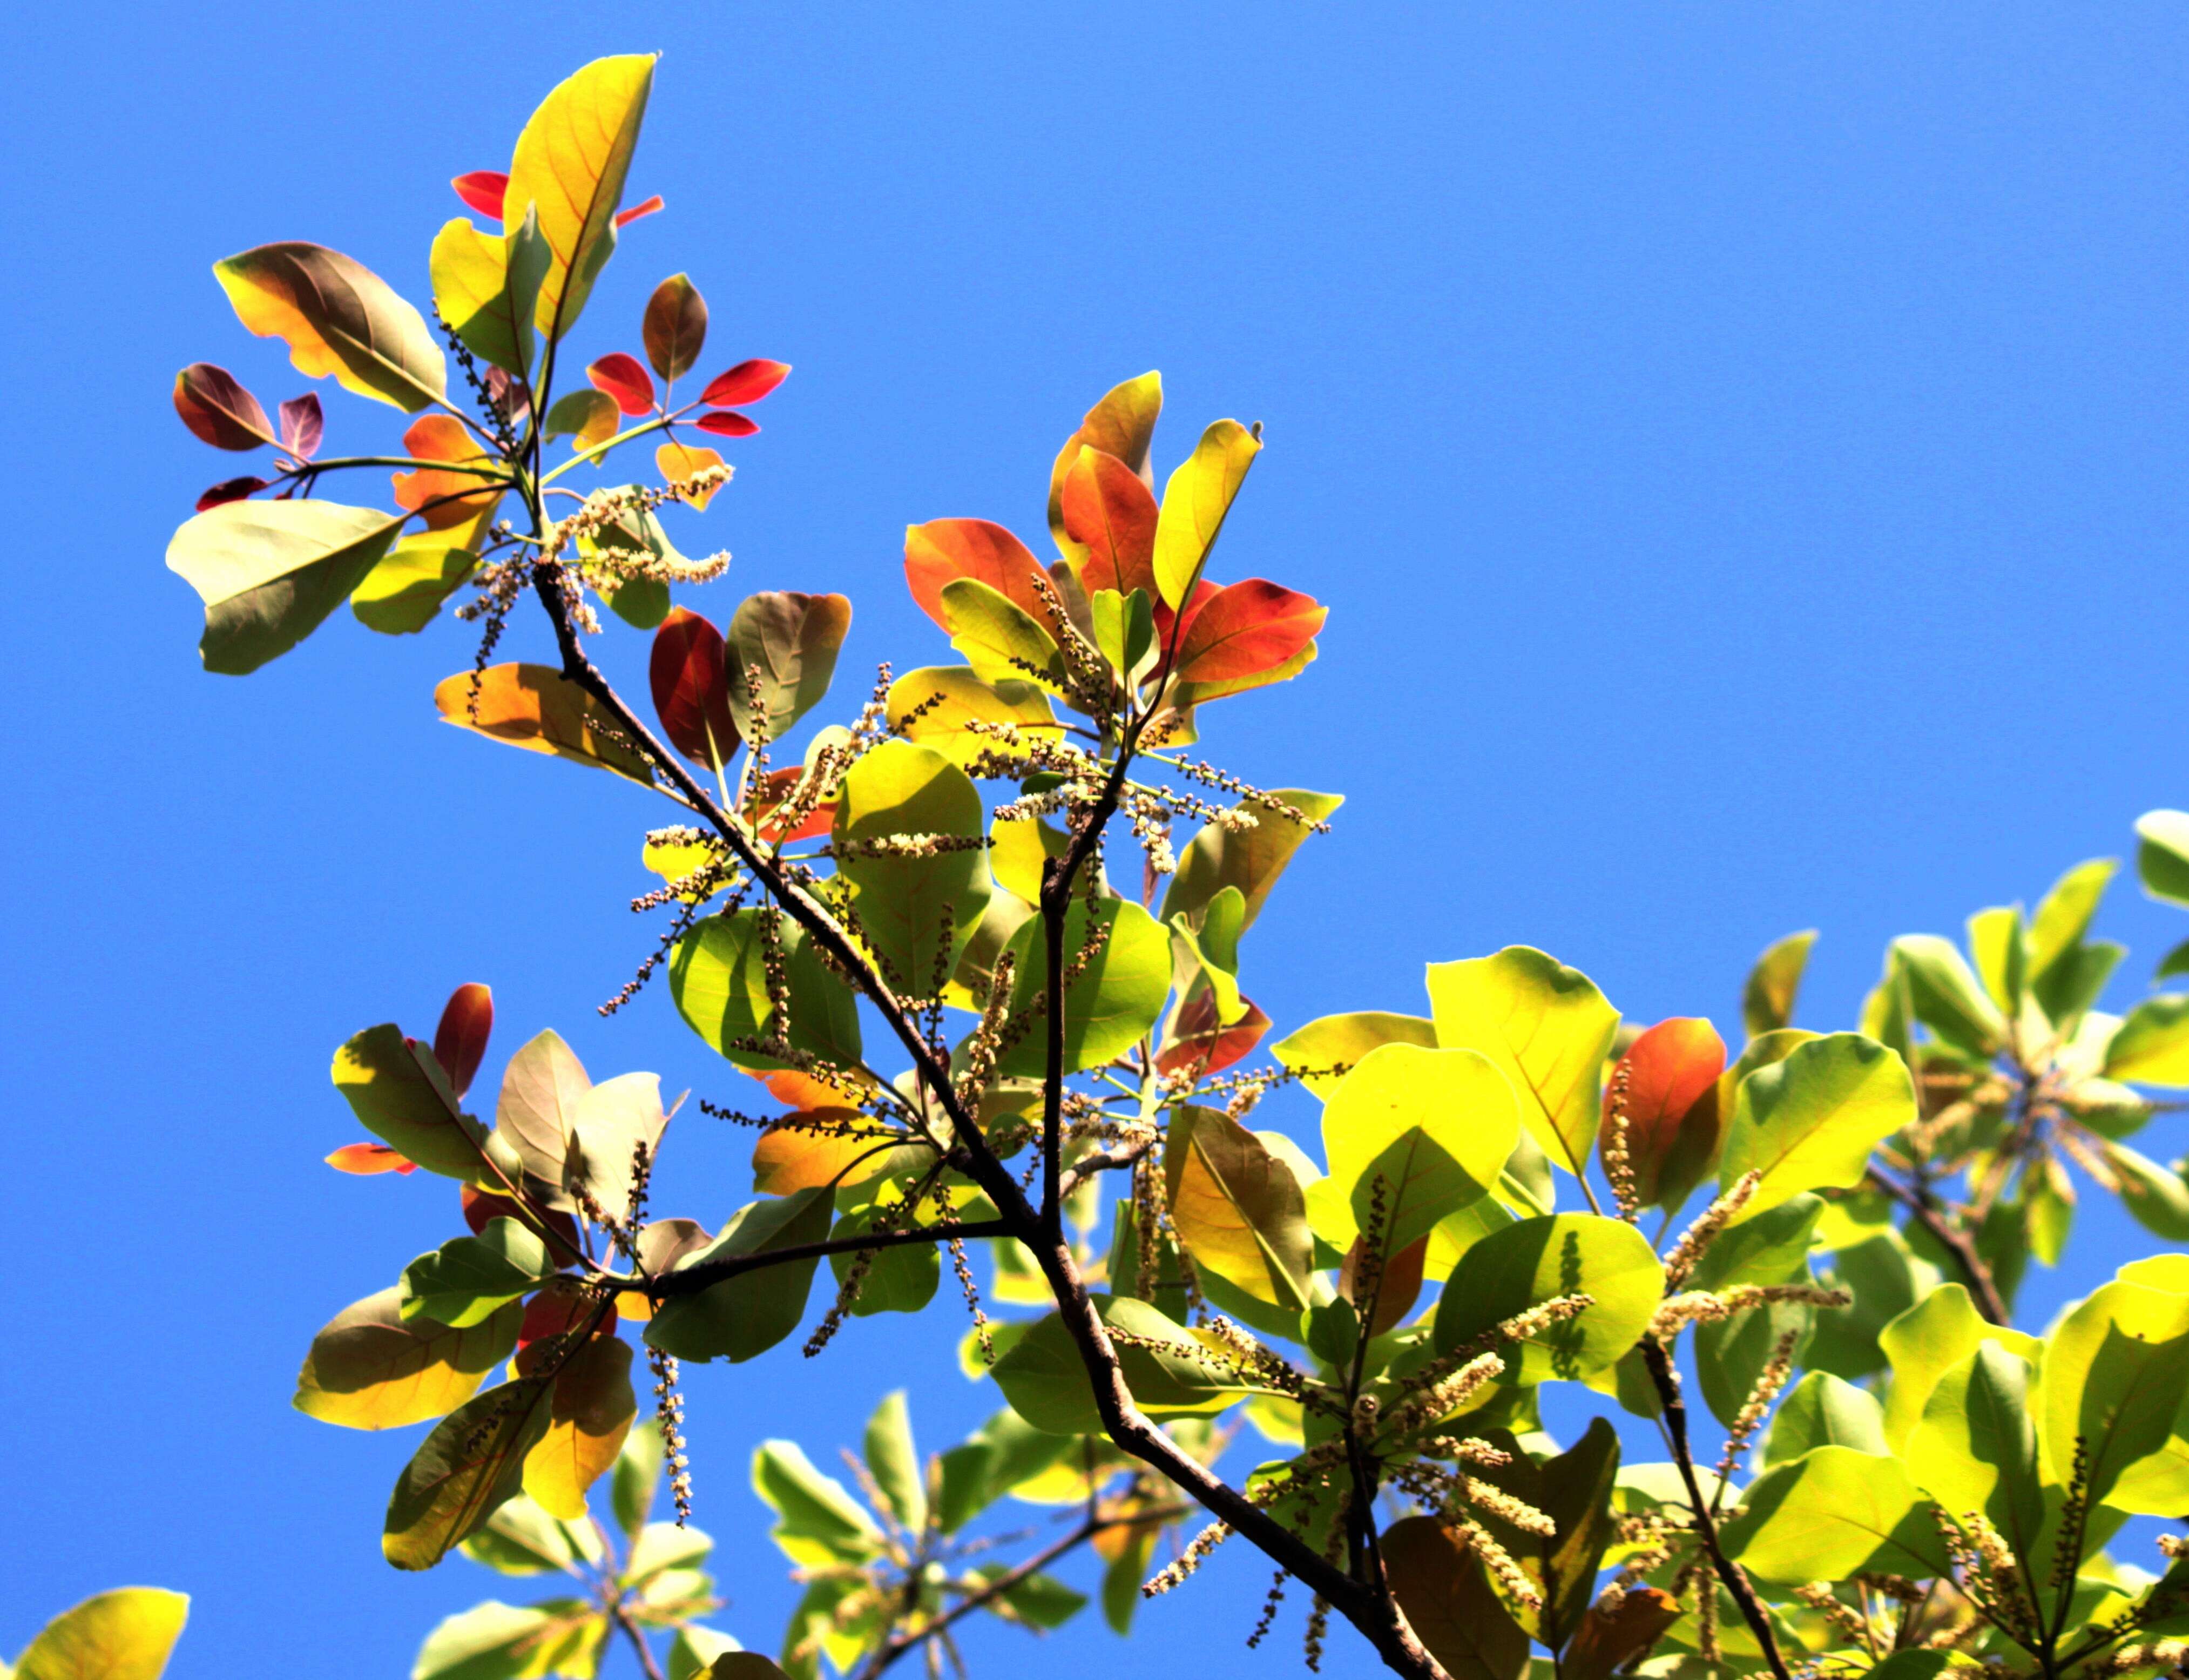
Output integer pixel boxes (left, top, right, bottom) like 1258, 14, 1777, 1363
1638, 1336, 1793, 1680
640, 1219, 1012, 1299
1865, 1167, 2009, 1326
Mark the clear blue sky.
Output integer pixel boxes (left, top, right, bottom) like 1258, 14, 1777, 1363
6, 5, 2187, 1677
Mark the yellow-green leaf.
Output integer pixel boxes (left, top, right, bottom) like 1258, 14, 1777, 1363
294, 1287, 522, 1429
1430, 1212, 1664, 1386
998, 898, 1170, 1077
523, 1336, 637, 1519
669, 908, 863, 1074
214, 241, 446, 410
1151, 420, 1260, 609
430, 206, 549, 376
1270, 1011, 1439, 1097
1741, 930, 1816, 1040
833, 740, 990, 995
1721, 1446, 1948, 1584
1163, 790, 1342, 931
2040, 1279, 2189, 1512
332, 1023, 490, 1180
2107, 995, 2189, 1085
1310, 1044, 1516, 1250
1426, 947, 1620, 1182
1717, 1033, 1915, 1222
1166, 1105, 1312, 1309
938, 577, 1067, 694
167, 500, 402, 673
884, 666, 1060, 768
505, 55, 656, 339
1878, 1283, 2040, 1454
433, 663, 654, 785
385, 1377, 556, 1569
15, 1590, 188, 1680
350, 536, 476, 635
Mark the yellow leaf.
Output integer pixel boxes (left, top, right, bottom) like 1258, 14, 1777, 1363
885, 665, 1061, 768
213, 241, 446, 411
430, 208, 548, 376
505, 55, 656, 338
1311, 1043, 1517, 1248
1151, 419, 1260, 609
657, 440, 726, 508
16, 1589, 189, 1680
523, 1337, 637, 1519
1166, 1106, 1312, 1308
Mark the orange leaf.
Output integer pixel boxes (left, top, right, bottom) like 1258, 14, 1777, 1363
903, 518, 1051, 632
327, 1141, 416, 1175
752, 1113, 891, 1193
1171, 579, 1327, 684
1156, 994, 1270, 1078
1605, 1017, 1726, 1209
434, 663, 654, 784
1062, 447, 1160, 600
648, 607, 738, 769
748, 765, 836, 844
392, 415, 498, 531
433, 983, 494, 1098
749, 1067, 859, 1110
656, 440, 725, 508
1046, 371, 1163, 555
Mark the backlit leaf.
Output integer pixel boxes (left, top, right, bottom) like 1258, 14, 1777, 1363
1270, 1011, 1439, 1097
695, 409, 759, 437
992, 1295, 1281, 1434
433, 983, 494, 1098
1761, 1371, 1888, 1465
1061, 446, 1160, 598
2138, 812, 2189, 907
523, 1335, 637, 1519
564, 1071, 670, 1224
862, 1392, 926, 1533
1431, 1213, 1664, 1385
1163, 790, 1342, 931
1907, 1342, 2044, 1562
326, 1141, 415, 1175
401, 1218, 557, 1327
904, 519, 1051, 631
701, 359, 790, 407
214, 241, 447, 411
294, 1286, 520, 1429
644, 274, 708, 381
1380, 1517, 1530, 1680
1166, 1105, 1312, 1308
656, 440, 724, 506
1721, 1446, 1947, 1584
494, 1029, 588, 1211
544, 388, 618, 450
726, 591, 852, 744
384, 1377, 556, 1569
1741, 930, 1815, 1039
391, 414, 501, 531
430, 206, 549, 377
1875, 1282, 2039, 1453
589, 352, 656, 416
15, 1589, 189, 1680
1717, 1033, 1915, 1221
752, 1115, 891, 1195
333, 1023, 490, 1180
645, 606, 738, 771
1170, 579, 1326, 684
884, 666, 1060, 767
452, 171, 509, 219
350, 536, 477, 635
833, 740, 990, 995
938, 578, 1068, 695
172, 362, 275, 450
1890, 934, 2005, 1057
505, 55, 656, 338
1427, 947, 1620, 1183
433, 664, 654, 785
644, 1189, 836, 1362
1047, 372, 1163, 560
2107, 995, 2189, 1085
670, 908, 863, 1073
1606, 1017, 1725, 1209
1152, 420, 1260, 609
997, 898, 1171, 1077
1313, 1044, 1516, 1249
167, 499, 401, 673
751, 1439, 882, 1566
2040, 1279, 2189, 1512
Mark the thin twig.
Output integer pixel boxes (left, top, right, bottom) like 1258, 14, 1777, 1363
1865, 1168, 2009, 1325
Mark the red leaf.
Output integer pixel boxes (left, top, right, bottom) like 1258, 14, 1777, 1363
1061, 447, 1159, 599
174, 362, 275, 450
701, 359, 791, 407
278, 393, 322, 460
462, 1184, 584, 1266
750, 765, 836, 844
451, 170, 508, 220
694, 409, 759, 437
1156, 994, 1271, 1078
517, 1279, 617, 1351
326, 1142, 416, 1176
587, 352, 657, 417
902, 518, 1052, 632
1340, 1232, 1427, 1336
614, 194, 665, 230
433, 983, 494, 1098
649, 606, 739, 769
196, 476, 268, 511
1605, 1017, 1727, 1209
1171, 579, 1327, 685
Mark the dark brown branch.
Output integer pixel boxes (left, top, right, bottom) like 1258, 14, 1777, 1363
610, 1603, 667, 1680
639, 1219, 1012, 1299
1639, 1337, 1794, 1680
1865, 1168, 2009, 1326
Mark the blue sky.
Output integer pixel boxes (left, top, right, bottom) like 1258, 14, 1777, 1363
6, 5, 2188, 1677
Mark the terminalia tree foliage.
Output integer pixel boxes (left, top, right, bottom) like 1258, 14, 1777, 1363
66, 47, 2189, 1680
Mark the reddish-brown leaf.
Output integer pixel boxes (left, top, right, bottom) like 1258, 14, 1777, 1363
614, 194, 665, 230
903, 518, 1051, 632
327, 1141, 417, 1176
1062, 447, 1160, 600
391, 415, 499, 530
642, 274, 708, 382
1604, 1017, 1727, 1209
1339, 1232, 1428, 1336
279, 393, 323, 459
701, 359, 791, 407
587, 352, 657, 416
433, 983, 494, 1098
694, 409, 759, 437
174, 362, 276, 450
1564, 1590, 1681, 1680
648, 606, 739, 770
462, 1185, 584, 1267
516, 1278, 618, 1355
451, 170, 509, 220
1171, 579, 1328, 684
748, 765, 836, 843
197, 475, 268, 510
1156, 994, 1271, 1078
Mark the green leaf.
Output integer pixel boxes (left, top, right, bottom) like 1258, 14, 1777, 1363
1716, 1033, 1915, 1222
1889, 934, 2005, 1057
1806, 1229, 1935, 1382
1430, 1213, 1664, 1385
670, 909, 863, 1074
1967, 905, 2029, 1015
611, 1419, 666, 1544
1152, 420, 1261, 610
1090, 586, 1158, 688
1720, 1446, 1949, 1584
459, 1494, 602, 1575
2108, 996, 2189, 1085
1760, 1371, 1888, 1466
862, 1391, 926, 1533
332, 1023, 490, 1180
992, 1296, 1281, 1434
1352, 1126, 1477, 1262
430, 205, 549, 378
401, 1218, 557, 1327
294, 1287, 521, 1429
1163, 791, 1343, 931
1427, 947, 1620, 1182
884, 666, 1061, 768
828, 1205, 940, 1315
996, 898, 1170, 1077
938, 577, 1067, 693
167, 500, 403, 673
644, 1188, 835, 1363
1879, 1282, 2041, 1454
726, 592, 853, 744
1741, 930, 1816, 1040
1270, 1010, 1439, 1097
977, 1568, 1087, 1630
1380, 1516, 1530, 1680
2138, 812, 2189, 907
1308, 1044, 1517, 1251
1165, 1105, 1312, 1308
1908, 1342, 2044, 1561
411, 1600, 594, 1680
2041, 1279, 2189, 1513
1465, 1420, 1623, 1647
214, 241, 447, 410
833, 741, 990, 996
1101, 1524, 1159, 1634
2037, 940, 2126, 1035
749, 1439, 882, 1566
15, 1590, 188, 1680
350, 536, 478, 635
506, 55, 656, 339
2109, 1141, 2189, 1240
384, 1377, 556, 1569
